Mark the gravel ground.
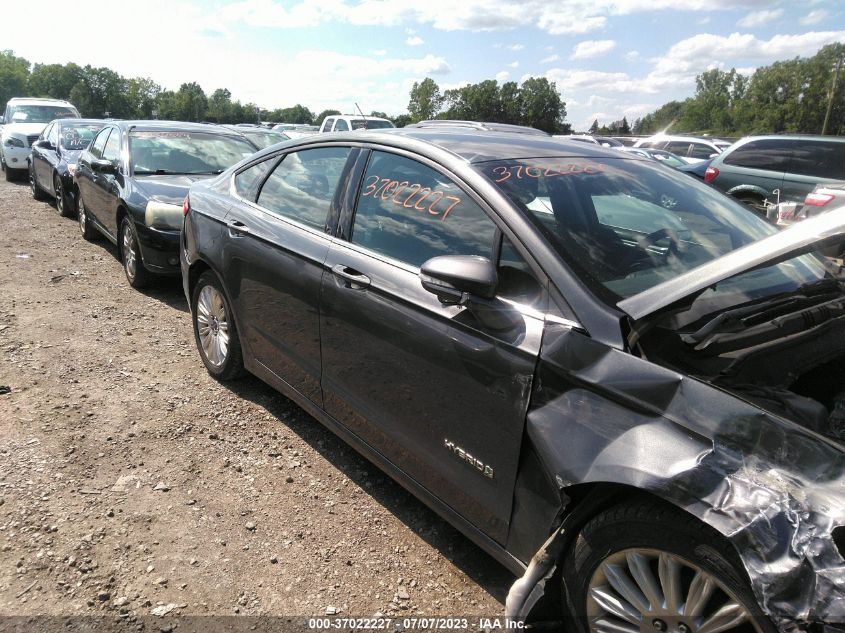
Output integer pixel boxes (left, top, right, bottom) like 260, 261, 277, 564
0, 174, 513, 627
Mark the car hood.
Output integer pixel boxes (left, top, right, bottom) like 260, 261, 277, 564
1, 122, 47, 138
617, 209, 845, 321
134, 174, 215, 205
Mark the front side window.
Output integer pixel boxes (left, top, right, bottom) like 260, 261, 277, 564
48, 123, 59, 148
89, 128, 111, 160
102, 129, 121, 165
40, 123, 55, 144
323, 118, 335, 131
478, 157, 827, 310
665, 141, 691, 156
256, 147, 352, 230
129, 131, 255, 175
334, 119, 349, 131
722, 139, 792, 171
689, 143, 715, 159
350, 151, 498, 267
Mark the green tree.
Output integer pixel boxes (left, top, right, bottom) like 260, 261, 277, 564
519, 77, 567, 133
27, 63, 83, 101
408, 78, 442, 122
392, 114, 412, 127
68, 66, 130, 118
273, 104, 314, 124
174, 82, 207, 121
127, 77, 161, 119
0, 50, 30, 115
207, 88, 233, 123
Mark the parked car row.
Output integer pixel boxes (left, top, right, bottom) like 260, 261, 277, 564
14, 104, 845, 632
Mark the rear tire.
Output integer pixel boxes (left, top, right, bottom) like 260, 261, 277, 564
562, 499, 773, 633
191, 271, 245, 381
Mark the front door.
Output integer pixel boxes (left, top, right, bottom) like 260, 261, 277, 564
319, 150, 544, 543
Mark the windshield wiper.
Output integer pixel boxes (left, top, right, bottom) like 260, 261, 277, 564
134, 169, 182, 175
682, 278, 845, 349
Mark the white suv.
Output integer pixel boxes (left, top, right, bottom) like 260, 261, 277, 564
318, 115, 394, 133
1, 97, 80, 181
633, 134, 731, 164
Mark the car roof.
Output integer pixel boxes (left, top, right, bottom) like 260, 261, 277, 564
292, 128, 636, 164
56, 118, 105, 126
107, 120, 242, 135
7, 97, 75, 106
735, 134, 845, 143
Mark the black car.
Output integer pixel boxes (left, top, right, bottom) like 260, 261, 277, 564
29, 118, 105, 216
74, 121, 257, 288
181, 129, 845, 631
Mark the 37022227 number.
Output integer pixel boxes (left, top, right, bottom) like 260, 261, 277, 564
361, 175, 462, 221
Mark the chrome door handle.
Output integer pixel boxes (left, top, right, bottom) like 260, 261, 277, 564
227, 220, 250, 237
331, 264, 370, 289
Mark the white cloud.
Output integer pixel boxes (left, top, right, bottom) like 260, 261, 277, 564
372, 49, 387, 56
406, 35, 424, 45
737, 9, 784, 28
495, 71, 510, 82
541, 54, 560, 64
507, 43, 525, 51
571, 39, 617, 60
207, 0, 780, 36
624, 50, 640, 61
801, 10, 829, 26
508, 61, 519, 68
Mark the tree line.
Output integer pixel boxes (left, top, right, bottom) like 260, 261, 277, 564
407, 77, 570, 133
627, 43, 845, 137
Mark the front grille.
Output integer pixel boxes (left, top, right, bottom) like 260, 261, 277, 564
26, 134, 39, 147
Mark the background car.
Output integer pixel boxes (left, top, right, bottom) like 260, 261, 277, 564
221, 124, 289, 149
29, 118, 105, 216
620, 146, 688, 168
181, 128, 845, 632
634, 133, 730, 164
704, 135, 845, 215
318, 114, 394, 132
1, 97, 80, 181
74, 121, 256, 288
675, 156, 713, 180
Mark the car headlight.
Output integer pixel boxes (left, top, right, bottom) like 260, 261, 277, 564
4, 137, 25, 148
144, 201, 184, 230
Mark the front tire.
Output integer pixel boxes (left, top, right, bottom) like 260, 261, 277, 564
55, 175, 72, 217
120, 218, 152, 289
30, 165, 49, 200
77, 196, 99, 241
562, 500, 772, 633
191, 271, 245, 381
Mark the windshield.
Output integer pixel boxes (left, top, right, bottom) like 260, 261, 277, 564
9, 105, 79, 124
129, 131, 256, 175
350, 119, 394, 130
478, 157, 828, 309
60, 123, 103, 150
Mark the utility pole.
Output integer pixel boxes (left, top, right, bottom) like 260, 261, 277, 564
822, 55, 843, 135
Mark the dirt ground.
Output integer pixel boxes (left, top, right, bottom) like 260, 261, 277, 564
0, 174, 514, 628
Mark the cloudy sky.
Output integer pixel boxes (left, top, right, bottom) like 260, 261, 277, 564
5, 0, 845, 129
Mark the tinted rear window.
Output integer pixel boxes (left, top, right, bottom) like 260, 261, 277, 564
722, 139, 793, 171
788, 140, 845, 180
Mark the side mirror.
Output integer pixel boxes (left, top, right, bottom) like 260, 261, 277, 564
32, 139, 54, 150
420, 255, 497, 304
91, 158, 117, 175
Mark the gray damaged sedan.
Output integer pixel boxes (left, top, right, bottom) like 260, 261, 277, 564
179, 127, 845, 632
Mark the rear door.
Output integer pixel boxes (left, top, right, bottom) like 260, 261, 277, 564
222, 146, 356, 405
319, 149, 545, 543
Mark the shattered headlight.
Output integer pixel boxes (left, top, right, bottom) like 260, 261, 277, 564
144, 201, 183, 230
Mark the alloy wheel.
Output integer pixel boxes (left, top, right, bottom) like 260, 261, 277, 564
122, 222, 137, 281
78, 199, 88, 235
586, 548, 762, 633
55, 178, 65, 215
196, 285, 230, 368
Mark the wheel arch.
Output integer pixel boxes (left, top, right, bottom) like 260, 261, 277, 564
726, 185, 770, 200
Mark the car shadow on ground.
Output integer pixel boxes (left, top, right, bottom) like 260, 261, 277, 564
224, 373, 515, 606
